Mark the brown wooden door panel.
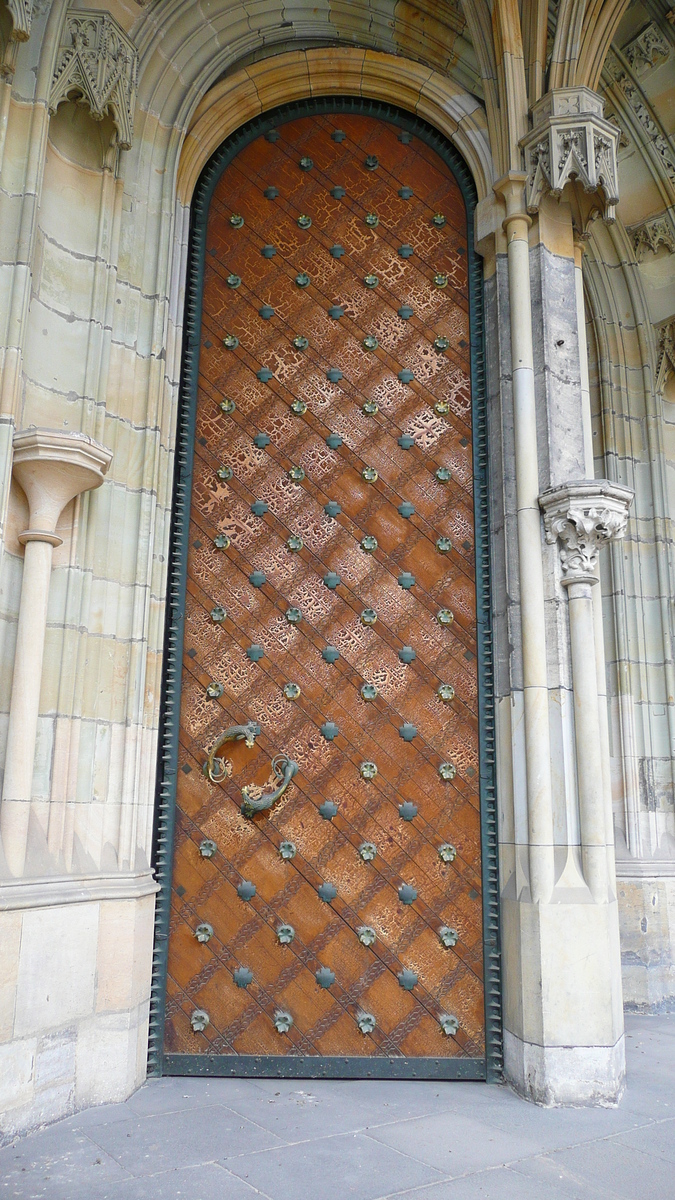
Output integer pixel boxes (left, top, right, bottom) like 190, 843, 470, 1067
164, 112, 486, 1068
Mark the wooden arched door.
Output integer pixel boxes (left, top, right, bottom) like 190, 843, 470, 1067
155, 107, 498, 1079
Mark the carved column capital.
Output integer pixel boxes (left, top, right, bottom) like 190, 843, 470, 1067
520, 87, 620, 225
539, 480, 634, 586
49, 9, 138, 150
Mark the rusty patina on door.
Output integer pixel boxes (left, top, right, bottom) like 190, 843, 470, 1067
161, 112, 489, 1075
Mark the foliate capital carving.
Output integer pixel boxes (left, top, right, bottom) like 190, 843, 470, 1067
49, 9, 138, 150
6, 0, 33, 41
521, 87, 620, 224
539, 480, 634, 586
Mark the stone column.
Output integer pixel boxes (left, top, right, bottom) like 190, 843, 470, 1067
493, 88, 629, 1105
494, 172, 555, 905
0, 429, 112, 877
540, 482, 634, 902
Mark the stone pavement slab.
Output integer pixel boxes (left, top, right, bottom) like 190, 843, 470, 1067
0, 1014, 673, 1200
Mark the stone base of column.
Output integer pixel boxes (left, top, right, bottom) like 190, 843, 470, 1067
0, 872, 157, 1138
501, 888, 626, 1105
504, 1029, 626, 1107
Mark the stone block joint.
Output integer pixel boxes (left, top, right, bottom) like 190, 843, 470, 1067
49, 9, 138, 150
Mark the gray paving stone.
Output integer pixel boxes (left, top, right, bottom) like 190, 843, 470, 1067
365, 1108, 543, 1174
610, 1117, 675, 1165
98, 1162, 269, 1200
224, 1132, 445, 1200
3, 1015, 673, 1200
436, 1086, 651, 1151
390, 1164, 591, 1200
0, 1127, 132, 1199
122, 1077, 269, 1119
513, 1140, 675, 1200
84, 1104, 282, 1178
223, 1083, 379, 1140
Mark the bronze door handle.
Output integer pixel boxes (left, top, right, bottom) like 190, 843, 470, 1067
241, 753, 299, 818
203, 721, 261, 782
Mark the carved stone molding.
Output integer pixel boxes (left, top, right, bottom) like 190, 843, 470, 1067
539, 480, 634, 586
6, 0, 33, 41
630, 213, 675, 260
521, 87, 621, 224
656, 320, 675, 395
605, 51, 675, 188
623, 23, 671, 73
49, 9, 138, 150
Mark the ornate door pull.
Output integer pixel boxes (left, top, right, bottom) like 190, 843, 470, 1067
203, 721, 261, 782
241, 753, 299, 818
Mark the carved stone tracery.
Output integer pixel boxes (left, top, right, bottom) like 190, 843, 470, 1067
630, 214, 675, 260
49, 9, 138, 150
623, 23, 671, 73
539, 481, 634, 586
521, 87, 621, 224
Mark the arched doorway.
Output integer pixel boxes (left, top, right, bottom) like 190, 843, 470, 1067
151, 101, 499, 1079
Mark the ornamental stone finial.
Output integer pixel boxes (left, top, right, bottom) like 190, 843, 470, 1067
49, 9, 138, 150
521, 87, 620, 224
539, 480, 634, 586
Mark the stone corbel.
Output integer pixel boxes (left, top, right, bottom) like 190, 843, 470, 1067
521, 87, 621, 228
49, 9, 138, 150
539, 479, 634, 585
